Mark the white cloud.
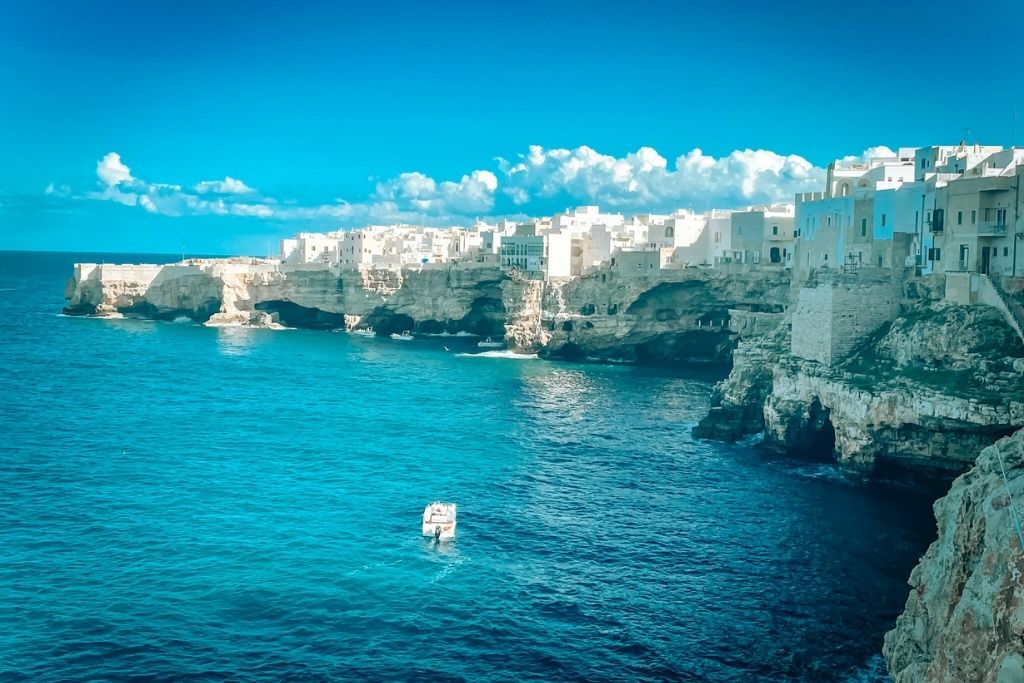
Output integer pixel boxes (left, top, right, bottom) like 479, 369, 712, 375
73, 152, 494, 226
59, 144, 897, 227
194, 176, 256, 194
837, 146, 898, 166
499, 144, 824, 209
96, 152, 134, 187
373, 169, 497, 214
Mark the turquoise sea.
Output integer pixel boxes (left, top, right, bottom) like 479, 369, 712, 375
0, 251, 949, 682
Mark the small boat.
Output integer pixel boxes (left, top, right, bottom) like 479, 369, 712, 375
422, 501, 457, 541
352, 328, 375, 337
390, 331, 414, 341
477, 337, 503, 348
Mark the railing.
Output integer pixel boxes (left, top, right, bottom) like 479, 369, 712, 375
977, 221, 1008, 236
988, 275, 1024, 344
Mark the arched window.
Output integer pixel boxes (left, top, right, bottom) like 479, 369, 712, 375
665, 226, 674, 238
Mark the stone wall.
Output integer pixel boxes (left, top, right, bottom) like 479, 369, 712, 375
791, 281, 900, 365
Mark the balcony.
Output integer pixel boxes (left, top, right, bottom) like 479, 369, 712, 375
977, 221, 1008, 236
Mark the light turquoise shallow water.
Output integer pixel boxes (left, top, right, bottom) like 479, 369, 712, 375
0, 252, 948, 682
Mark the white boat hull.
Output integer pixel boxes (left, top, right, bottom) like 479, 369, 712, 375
422, 520, 457, 540
422, 502, 457, 540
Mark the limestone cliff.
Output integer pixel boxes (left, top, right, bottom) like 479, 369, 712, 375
63, 260, 790, 363
883, 428, 1024, 682
696, 302, 1024, 471
532, 266, 789, 362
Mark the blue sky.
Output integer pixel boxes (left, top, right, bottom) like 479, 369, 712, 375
1, 0, 1021, 254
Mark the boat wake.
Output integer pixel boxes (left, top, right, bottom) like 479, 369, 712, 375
427, 555, 466, 584
842, 654, 889, 682
455, 350, 538, 360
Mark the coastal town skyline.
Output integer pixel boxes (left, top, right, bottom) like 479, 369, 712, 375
2, 0, 1022, 254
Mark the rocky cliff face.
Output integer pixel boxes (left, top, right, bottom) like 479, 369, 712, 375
883, 428, 1024, 682
64, 260, 790, 363
533, 267, 790, 363
696, 302, 1024, 471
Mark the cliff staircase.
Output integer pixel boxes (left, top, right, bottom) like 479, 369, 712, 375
983, 275, 1024, 345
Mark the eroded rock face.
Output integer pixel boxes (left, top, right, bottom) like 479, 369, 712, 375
63, 260, 792, 363
883, 428, 1024, 682
762, 358, 1021, 470
536, 267, 790, 363
696, 302, 1024, 472
875, 304, 1024, 370
693, 320, 790, 440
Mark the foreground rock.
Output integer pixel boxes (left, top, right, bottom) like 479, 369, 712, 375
883, 427, 1024, 682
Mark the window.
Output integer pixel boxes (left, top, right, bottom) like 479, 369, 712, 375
827, 216, 832, 227
860, 218, 867, 237
881, 214, 886, 226
610, 257, 616, 266
772, 225, 778, 235
957, 211, 963, 225
878, 256, 883, 267
1005, 247, 1010, 257
971, 210, 976, 224
823, 253, 828, 261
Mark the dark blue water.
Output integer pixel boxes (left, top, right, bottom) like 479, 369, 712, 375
0, 251, 947, 682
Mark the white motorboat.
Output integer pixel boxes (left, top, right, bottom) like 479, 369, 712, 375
477, 337, 503, 348
390, 331, 414, 341
422, 501, 457, 541
352, 328, 375, 337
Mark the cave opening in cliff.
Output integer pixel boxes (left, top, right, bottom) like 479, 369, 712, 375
459, 296, 506, 337
254, 301, 344, 330
362, 309, 415, 335
805, 398, 837, 459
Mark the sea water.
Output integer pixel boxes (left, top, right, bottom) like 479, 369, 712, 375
0, 251, 949, 682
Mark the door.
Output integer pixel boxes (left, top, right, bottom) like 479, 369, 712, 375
981, 246, 991, 275
770, 247, 781, 263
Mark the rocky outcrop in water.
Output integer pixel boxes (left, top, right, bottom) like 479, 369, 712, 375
696, 302, 1024, 471
883, 427, 1024, 682
63, 260, 790, 364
